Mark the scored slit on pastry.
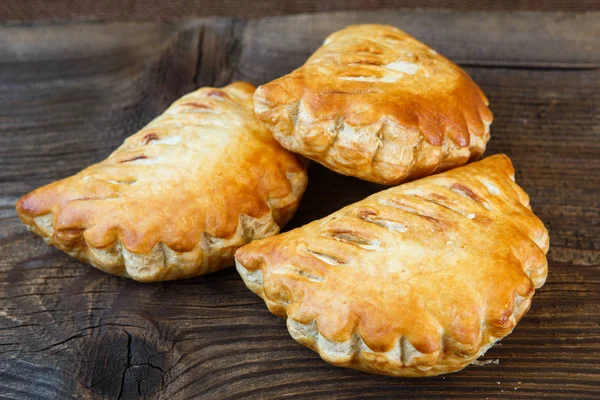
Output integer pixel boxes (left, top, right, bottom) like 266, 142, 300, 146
235, 154, 549, 377
254, 24, 493, 185
16, 82, 308, 282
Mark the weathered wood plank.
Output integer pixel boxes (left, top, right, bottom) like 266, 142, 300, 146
3, 0, 600, 22
0, 9, 599, 400
235, 10, 600, 87
0, 21, 203, 198
0, 19, 206, 400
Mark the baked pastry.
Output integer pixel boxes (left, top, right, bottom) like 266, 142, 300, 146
254, 24, 493, 185
235, 154, 549, 377
16, 82, 308, 282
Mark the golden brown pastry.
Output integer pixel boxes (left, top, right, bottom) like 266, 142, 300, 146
235, 155, 548, 377
16, 82, 308, 282
254, 24, 493, 185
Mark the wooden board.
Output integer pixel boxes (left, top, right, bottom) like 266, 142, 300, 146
3, 0, 600, 22
1, 10, 599, 399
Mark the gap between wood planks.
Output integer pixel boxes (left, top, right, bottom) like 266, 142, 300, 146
185, 10, 600, 90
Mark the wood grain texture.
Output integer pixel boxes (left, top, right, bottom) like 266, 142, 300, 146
2, 0, 600, 22
1, 10, 599, 399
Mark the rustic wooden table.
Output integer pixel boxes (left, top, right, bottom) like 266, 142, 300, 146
1, 9, 599, 399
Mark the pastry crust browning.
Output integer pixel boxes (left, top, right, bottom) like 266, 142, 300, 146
235, 155, 549, 377
16, 82, 308, 282
254, 24, 493, 184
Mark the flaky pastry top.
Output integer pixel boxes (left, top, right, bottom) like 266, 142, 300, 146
235, 155, 548, 375
254, 24, 493, 184
17, 82, 307, 274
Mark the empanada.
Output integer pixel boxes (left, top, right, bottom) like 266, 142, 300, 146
16, 82, 308, 282
254, 24, 493, 185
235, 154, 548, 377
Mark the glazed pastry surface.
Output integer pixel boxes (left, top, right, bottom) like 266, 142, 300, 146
235, 155, 548, 376
17, 82, 308, 282
254, 24, 493, 184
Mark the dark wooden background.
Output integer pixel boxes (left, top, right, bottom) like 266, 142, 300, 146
2, 0, 599, 22
1, 9, 599, 400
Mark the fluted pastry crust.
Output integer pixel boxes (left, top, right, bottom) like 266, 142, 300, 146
254, 24, 493, 185
16, 82, 308, 282
235, 155, 548, 377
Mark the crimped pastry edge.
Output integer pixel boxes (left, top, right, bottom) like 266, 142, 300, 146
235, 258, 533, 377
263, 105, 492, 185
22, 170, 307, 282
